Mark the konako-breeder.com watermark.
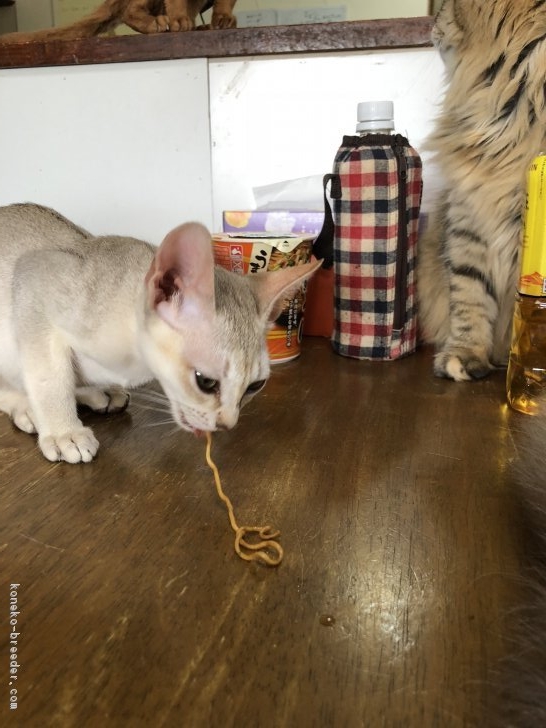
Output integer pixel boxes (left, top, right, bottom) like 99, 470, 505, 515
8, 583, 21, 710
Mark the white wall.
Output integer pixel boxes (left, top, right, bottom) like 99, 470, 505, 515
14, 0, 53, 32
54, 1, 101, 26
234, 0, 429, 24
0, 49, 445, 239
0, 59, 212, 243
15, 0, 430, 31
209, 48, 445, 230
0, 6, 17, 35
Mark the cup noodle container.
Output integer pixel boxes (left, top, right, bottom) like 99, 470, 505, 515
212, 233, 314, 363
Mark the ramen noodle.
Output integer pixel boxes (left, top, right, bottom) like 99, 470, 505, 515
205, 432, 284, 567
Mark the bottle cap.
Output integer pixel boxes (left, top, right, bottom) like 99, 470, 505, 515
356, 100, 394, 132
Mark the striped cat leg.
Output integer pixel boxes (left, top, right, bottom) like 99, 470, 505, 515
433, 215, 498, 381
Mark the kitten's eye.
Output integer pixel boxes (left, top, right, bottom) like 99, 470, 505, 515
245, 379, 266, 395
195, 371, 219, 394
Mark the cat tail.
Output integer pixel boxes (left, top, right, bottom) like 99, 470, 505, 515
491, 403, 546, 727
0, 0, 126, 44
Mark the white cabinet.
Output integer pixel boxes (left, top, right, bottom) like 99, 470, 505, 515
0, 59, 213, 242
0, 47, 444, 238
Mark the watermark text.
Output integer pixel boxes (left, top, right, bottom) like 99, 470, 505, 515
8, 583, 20, 710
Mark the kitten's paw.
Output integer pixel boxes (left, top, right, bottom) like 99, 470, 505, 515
76, 387, 130, 414
11, 404, 37, 434
106, 389, 131, 413
434, 348, 492, 381
39, 428, 99, 464
0, 391, 37, 433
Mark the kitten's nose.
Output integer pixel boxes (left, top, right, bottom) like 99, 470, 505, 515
216, 410, 238, 430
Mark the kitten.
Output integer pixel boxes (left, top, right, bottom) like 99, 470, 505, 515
417, 0, 546, 381
0, 0, 236, 44
0, 203, 319, 463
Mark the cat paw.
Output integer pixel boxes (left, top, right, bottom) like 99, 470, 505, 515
211, 11, 237, 29
154, 14, 175, 32
11, 403, 37, 434
76, 387, 130, 414
106, 389, 131, 413
123, 13, 170, 34
434, 348, 492, 381
0, 391, 37, 433
39, 428, 99, 464
167, 14, 194, 32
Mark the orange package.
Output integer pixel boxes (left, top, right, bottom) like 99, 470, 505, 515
212, 232, 315, 363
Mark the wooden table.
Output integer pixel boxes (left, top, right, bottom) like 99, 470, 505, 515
0, 340, 526, 726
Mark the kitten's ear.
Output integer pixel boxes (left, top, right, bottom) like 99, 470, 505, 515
145, 222, 215, 328
249, 258, 322, 323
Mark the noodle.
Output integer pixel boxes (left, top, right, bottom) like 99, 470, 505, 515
205, 432, 284, 566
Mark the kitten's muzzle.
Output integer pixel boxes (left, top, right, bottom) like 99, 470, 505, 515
215, 411, 239, 431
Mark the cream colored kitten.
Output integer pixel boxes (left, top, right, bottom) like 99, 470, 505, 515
0, 203, 319, 463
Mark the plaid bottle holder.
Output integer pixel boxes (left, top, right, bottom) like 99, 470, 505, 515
314, 133, 422, 360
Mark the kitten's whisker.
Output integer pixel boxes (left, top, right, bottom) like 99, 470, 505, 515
146, 424, 179, 437
133, 390, 169, 403
133, 400, 170, 410
132, 402, 172, 414
134, 389, 167, 399
142, 418, 176, 428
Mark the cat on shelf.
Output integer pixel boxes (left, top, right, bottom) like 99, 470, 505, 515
0, 0, 237, 43
0, 203, 319, 463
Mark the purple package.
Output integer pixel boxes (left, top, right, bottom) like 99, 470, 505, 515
223, 210, 324, 236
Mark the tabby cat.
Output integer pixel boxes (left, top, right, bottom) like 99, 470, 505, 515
0, 0, 236, 44
0, 203, 319, 463
417, 0, 546, 381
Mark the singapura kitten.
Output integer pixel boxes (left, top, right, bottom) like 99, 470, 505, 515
417, 0, 546, 381
0, 0, 236, 44
0, 203, 319, 464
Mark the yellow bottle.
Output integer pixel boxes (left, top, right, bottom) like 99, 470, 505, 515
506, 153, 546, 415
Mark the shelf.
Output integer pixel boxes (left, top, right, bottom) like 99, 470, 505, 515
0, 16, 434, 69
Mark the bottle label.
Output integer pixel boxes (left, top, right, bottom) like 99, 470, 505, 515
519, 154, 546, 295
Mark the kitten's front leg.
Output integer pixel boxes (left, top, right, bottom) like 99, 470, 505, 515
21, 335, 99, 464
